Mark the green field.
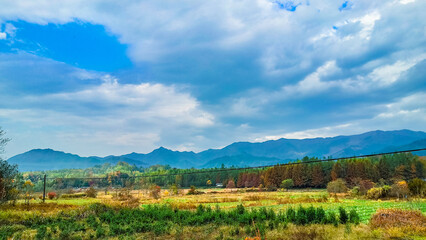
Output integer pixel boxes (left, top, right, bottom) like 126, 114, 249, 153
1, 189, 425, 239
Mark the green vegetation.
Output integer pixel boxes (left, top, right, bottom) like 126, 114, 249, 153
0, 203, 361, 239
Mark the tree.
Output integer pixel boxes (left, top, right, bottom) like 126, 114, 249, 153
331, 163, 342, 181
292, 164, 304, 187
378, 157, 390, 181
391, 181, 410, 199
226, 179, 236, 188
0, 128, 19, 204
327, 179, 348, 195
312, 164, 324, 187
280, 179, 294, 191
408, 178, 425, 197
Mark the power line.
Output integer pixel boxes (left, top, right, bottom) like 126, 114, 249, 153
46, 148, 426, 181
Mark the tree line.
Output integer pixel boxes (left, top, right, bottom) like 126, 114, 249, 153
13, 152, 424, 193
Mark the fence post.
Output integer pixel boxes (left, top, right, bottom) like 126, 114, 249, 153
43, 174, 46, 203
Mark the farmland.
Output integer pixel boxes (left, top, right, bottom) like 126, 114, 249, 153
1, 189, 425, 240
2, 152, 426, 239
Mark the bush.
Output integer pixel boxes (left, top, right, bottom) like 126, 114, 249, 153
187, 185, 196, 195
382, 185, 391, 196
306, 206, 316, 223
408, 178, 425, 197
150, 185, 161, 199
327, 179, 348, 194
366, 187, 382, 199
350, 186, 360, 196
280, 179, 294, 191
286, 207, 296, 222
170, 184, 179, 195
327, 212, 338, 226
86, 187, 97, 198
47, 192, 57, 200
338, 207, 348, 224
366, 186, 391, 199
390, 181, 409, 199
296, 206, 307, 225
315, 207, 326, 224
349, 209, 360, 224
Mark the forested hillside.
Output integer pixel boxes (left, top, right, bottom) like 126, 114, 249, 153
23, 153, 425, 192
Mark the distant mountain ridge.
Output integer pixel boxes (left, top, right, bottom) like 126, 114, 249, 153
7, 129, 426, 171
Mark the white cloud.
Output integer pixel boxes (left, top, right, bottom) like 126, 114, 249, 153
0, 0, 425, 157
254, 123, 355, 141
40, 75, 214, 127
0, 72, 215, 156
0, 32, 6, 39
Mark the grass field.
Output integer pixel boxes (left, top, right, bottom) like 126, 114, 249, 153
1, 188, 425, 239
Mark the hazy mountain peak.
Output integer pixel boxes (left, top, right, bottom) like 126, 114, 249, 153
8, 129, 426, 171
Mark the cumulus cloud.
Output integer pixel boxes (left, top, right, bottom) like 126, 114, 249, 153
0, 0, 425, 156
0, 54, 215, 156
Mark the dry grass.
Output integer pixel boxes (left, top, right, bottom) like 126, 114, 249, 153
370, 209, 426, 229
0, 202, 77, 212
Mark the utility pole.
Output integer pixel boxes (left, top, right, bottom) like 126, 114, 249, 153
43, 174, 46, 203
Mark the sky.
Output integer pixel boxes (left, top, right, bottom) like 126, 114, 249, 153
0, 0, 425, 158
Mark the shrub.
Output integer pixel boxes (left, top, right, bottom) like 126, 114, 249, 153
349, 209, 360, 224
359, 180, 375, 194
47, 192, 57, 200
408, 178, 425, 197
327, 212, 338, 226
338, 207, 348, 224
187, 185, 197, 195
170, 184, 179, 195
390, 181, 410, 199
350, 186, 360, 196
315, 207, 326, 224
366, 186, 391, 199
296, 206, 307, 225
86, 186, 97, 198
280, 179, 294, 191
306, 206, 316, 224
327, 179, 348, 194
382, 185, 391, 196
150, 185, 161, 199
351, 178, 374, 195
286, 207, 296, 222
236, 204, 245, 215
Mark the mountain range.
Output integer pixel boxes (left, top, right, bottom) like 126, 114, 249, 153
7, 129, 426, 172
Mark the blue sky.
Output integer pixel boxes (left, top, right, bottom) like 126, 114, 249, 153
0, 0, 425, 157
